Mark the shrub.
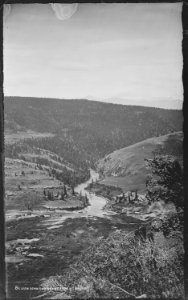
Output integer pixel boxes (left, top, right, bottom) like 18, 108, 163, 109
41, 230, 184, 299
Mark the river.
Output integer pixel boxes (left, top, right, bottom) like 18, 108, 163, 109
44, 169, 116, 229
75, 169, 110, 217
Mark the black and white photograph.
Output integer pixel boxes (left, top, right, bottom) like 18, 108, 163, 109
3, 2, 184, 299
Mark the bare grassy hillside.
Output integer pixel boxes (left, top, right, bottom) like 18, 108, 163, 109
97, 131, 183, 193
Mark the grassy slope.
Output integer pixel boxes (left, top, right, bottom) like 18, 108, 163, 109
97, 131, 183, 193
5, 158, 84, 212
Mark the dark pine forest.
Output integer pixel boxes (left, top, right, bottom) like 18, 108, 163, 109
5, 96, 182, 186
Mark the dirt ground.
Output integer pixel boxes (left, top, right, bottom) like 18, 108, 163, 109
6, 211, 143, 299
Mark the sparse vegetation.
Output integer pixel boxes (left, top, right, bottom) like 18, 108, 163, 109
24, 193, 39, 210
41, 229, 183, 299
5, 139, 90, 188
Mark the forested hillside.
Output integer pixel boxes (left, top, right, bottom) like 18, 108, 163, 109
5, 97, 183, 168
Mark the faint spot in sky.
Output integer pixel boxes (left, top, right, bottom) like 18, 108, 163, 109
3, 4, 11, 22
50, 3, 78, 21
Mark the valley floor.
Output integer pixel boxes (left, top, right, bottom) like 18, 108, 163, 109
4, 129, 184, 299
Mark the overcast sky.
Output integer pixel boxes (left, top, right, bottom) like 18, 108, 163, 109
3, 3, 183, 109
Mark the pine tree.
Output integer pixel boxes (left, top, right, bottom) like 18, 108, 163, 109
145, 154, 183, 211
47, 190, 52, 200
72, 186, 75, 195
90, 179, 94, 188
134, 190, 138, 201
85, 194, 89, 206
61, 191, 64, 200
64, 185, 67, 196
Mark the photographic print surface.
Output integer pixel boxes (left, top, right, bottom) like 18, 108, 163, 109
3, 3, 184, 299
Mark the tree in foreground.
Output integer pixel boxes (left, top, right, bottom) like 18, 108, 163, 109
145, 154, 183, 212
145, 154, 184, 237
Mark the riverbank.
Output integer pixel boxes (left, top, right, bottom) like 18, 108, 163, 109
85, 181, 178, 223
86, 181, 148, 218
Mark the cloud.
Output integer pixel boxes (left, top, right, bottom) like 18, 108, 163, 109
51, 3, 78, 21
3, 4, 11, 22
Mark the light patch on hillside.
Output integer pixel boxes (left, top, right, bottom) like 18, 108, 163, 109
5, 130, 55, 144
